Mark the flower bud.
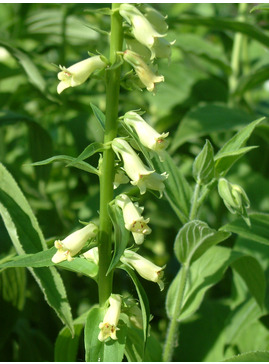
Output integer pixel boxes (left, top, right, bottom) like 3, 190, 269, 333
119, 4, 166, 56
123, 111, 169, 154
112, 138, 168, 196
52, 223, 98, 263
218, 178, 250, 225
123, 50, 164, 92
57, 56, 106, 94
120, 250, 165, 291
116, 194, 151, 245
98, 294, 122, 342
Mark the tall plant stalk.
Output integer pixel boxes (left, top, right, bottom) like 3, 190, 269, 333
162, 265, 189, 362
98, 3, 123, 307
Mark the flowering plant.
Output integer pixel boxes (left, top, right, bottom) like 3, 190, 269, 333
0, 3, 267, 363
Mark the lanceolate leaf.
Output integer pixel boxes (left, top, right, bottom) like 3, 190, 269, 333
107, 203, 130, 275
174, 220, 230, 265
31, 155, 99, 175
67, 142, 106, 166
192, 139, 215, 185
0, 163, 73, 334
90, 103, 105, 130
214, 117, 264, 175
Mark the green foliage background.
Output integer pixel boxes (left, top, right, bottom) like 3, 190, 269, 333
0, 3, 269, 361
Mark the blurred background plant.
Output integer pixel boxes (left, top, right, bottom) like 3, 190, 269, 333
0, 3, 269, 361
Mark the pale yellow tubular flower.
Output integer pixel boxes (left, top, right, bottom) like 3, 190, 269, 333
123, 110, 169, 153
98, 294, 122, 342
120, 250, 165, 291
52, 223, 98, 264
123, 50, 164, 92
116, 194, 151, 245
112, 138, 168, 196
57, 56, 106, 94
119, 4, 166, 54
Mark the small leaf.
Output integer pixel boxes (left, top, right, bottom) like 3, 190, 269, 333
174, 220, 230, 265
223, 351, 269, 362
84, 24, 109, 36
107, 203, 130, 275
193, 139, 215, 185
220, 212, 269, 245
120, 265, 150, 351
84, 307, 128, 362
31, 155, 99, 175
214, 117, 264, 175
90, 103, 105, 130
67, 142, 106, 166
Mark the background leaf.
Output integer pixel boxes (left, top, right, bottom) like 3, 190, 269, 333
223, 351, 269, 362
170, 103, 254, 151
0, 163, 73, 334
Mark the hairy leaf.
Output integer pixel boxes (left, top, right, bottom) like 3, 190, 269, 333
174, 220, 230, 265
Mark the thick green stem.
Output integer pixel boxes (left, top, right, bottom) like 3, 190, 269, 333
98, 3, 123, 307
163, 265, 189, 362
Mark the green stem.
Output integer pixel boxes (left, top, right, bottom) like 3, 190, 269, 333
162, 265, 189, 362
98, 3, 123, 307
189, 182, 201, 220
228, 3, 248, 105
